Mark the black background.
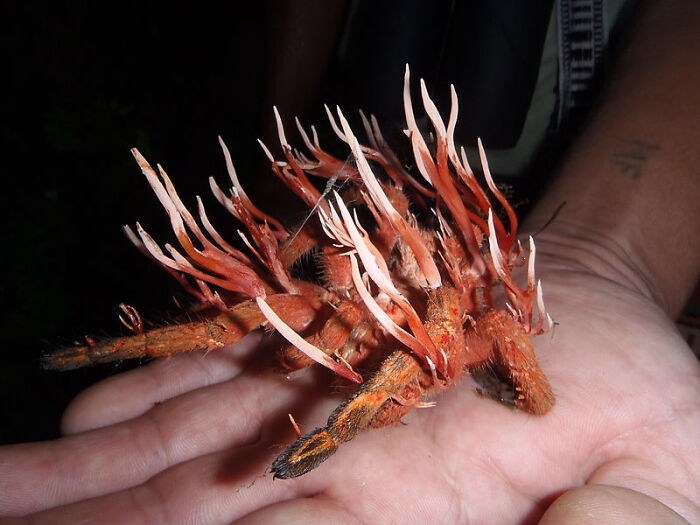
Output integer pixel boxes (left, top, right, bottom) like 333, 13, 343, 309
1, 3, 282, 444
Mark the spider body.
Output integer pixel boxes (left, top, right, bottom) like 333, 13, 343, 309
45, 67, 554, 479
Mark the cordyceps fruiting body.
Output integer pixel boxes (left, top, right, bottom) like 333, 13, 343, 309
44, 66, 554, 479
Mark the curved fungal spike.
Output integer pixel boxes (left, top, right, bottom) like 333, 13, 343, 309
294, 116, 318, 154
273, 106, 290, 148
124, 224, 207, 302
446, 85, 460, 161
123, 224, 143, 250
157, 164, 215, 250
209, 176, 235, 213
197, 195, 246, 261
218, 135, 244, 185
255, 296, 363, 384
358, 109, 379, 150
527, 236, 537, 293
196, 194, 252, 264
218, 137, 287, 238
407, 130, 434, 186
335, 107, 442, 289
487, 210, 507, 282
257, 138, 277, 163
487, 210, 525, 314
403, 66, 434, 186
331, 193, 441, 370
459, 146, 475, 178
402, 65, 420, 142
348, 255, 432, 361
419, 78, 447, 138
478, 138, 518, 246
324, 104, 347, 142
132, 149, 187, 241
531, 279, 554, 335
237, 229, 265, 264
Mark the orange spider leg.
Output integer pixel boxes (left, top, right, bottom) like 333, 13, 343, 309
43, 294, 322, 370
271, 349, 424, 478
278, 300, 379, 373
271, 286, 464, 479
279, 222, 325, 267
468, 309, 554, 415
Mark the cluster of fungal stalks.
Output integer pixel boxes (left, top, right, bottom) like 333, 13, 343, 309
45, 67, 554, 479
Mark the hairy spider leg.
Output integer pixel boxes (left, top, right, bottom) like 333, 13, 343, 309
43, 294, 321, 370
271, 286, 466, 479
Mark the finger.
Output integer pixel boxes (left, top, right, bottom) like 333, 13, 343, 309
538, 485, 690, 524
234, 497, 361, 524
20, 442, 324, 525
62, 332, 264, 434
0, 360, 334, 516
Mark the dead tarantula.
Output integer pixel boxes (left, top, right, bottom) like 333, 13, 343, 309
45, 66, 554, 479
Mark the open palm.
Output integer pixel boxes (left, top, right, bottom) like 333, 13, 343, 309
1, 232, 698, 524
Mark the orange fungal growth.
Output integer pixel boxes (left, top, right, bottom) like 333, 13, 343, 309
44, 66, 554, 479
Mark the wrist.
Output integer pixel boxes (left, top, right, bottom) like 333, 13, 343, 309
522, 218, 665, 310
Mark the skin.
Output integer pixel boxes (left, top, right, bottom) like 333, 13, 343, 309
0, 0, 698, 523
1, 254, 697, 524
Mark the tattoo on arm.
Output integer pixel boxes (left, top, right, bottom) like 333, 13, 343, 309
610, 139, 660, 179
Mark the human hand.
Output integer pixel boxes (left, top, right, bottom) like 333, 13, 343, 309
1, 225, 697, 524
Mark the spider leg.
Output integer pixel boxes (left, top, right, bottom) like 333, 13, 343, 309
43, 294, 321, 370
271, 349, 425, 479
271, 286, 466, 478
278, 300, 379, 372
471, 309, 554, 415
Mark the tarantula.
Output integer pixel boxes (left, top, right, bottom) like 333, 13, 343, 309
45, 66, 554, 479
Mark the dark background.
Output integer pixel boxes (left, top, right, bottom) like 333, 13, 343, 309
0, 3, 283, 444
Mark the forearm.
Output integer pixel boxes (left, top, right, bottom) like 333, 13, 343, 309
527, 0, 700, 317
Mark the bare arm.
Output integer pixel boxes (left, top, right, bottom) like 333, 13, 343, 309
532, 1, 700, 522
528, 0, 700, 318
